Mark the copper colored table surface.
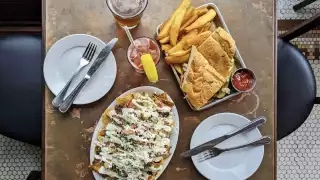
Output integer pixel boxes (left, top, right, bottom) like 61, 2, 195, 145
43, 0, 275, 179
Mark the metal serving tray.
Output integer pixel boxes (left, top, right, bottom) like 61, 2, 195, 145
156, 3, 246, 111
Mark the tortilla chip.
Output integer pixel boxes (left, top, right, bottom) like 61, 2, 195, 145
116, 94, 134, 105
89, 161, 103, 172
153, 93, 174, 108
101, 107, 114, 125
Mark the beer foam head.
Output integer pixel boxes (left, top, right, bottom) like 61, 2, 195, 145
108, 0, 148, 18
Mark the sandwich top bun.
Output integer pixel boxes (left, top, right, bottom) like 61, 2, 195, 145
197, 35, 233, 81
211, 27, 236, 58
181, 46, 226, 109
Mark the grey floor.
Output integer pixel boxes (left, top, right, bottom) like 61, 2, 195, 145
1, 0, 319, 180
277, 0, 320, 19
0, 135, 40, 180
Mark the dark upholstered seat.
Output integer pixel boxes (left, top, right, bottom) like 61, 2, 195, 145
277, 13, 320, 140
277, 38, 317, 140
0, 34, 42, 146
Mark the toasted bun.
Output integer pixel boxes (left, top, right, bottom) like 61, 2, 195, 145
211, 27, 235, 58
181, 46, 225, 109
197, 36, 233, 80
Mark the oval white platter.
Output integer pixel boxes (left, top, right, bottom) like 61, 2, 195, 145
89, 86, 180, 180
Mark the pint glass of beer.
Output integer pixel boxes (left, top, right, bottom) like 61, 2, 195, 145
106, 0, 148, 29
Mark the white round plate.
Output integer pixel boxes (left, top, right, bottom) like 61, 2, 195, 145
43, 34, 117, 105
191, 113, 264, 180
89, 86, 179, 180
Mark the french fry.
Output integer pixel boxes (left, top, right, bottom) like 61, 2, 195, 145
168, 40, 185, 54
185, 31, 212, 48
101, 107, 113, 125
168, 49, 191, 57
159, 19, 168, 31
195, 6, 209, 16
182, 6, 195, 25
180, 29, 198, 41
161, 44, 173, 53
165, 54, 190, 64
211, 22, 217, 31
171, 29, 197, 54
179, 28, 197, 41
180, 13, 198, 31
170, 7, 188, 45
157, 0, 191, 40
157, 15, 174, 40
195, 6, 207, 11
185, 9, 216, 32
174, 64, 183, 74
205, 22, 213, 31
199, 22, 212, 33
159, 36, 170, 44
178, 31, 187, 41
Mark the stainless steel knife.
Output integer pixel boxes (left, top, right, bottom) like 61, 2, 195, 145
180, 116, 266, 158
59, 38, 118, 113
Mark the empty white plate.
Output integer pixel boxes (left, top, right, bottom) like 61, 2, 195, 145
44, 34, 117, 104
191, 113, 264, 180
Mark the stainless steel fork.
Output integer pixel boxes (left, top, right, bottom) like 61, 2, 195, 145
198, 136, 271, 162
52, 43, 97, 108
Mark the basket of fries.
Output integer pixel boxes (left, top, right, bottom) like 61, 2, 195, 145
156, 0, 247, 111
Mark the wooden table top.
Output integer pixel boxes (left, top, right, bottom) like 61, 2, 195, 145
43, 0, 275, 179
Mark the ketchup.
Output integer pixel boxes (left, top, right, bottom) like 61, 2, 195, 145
232, 70, 255, 91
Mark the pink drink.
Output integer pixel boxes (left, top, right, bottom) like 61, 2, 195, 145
127, 37, 160, 73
